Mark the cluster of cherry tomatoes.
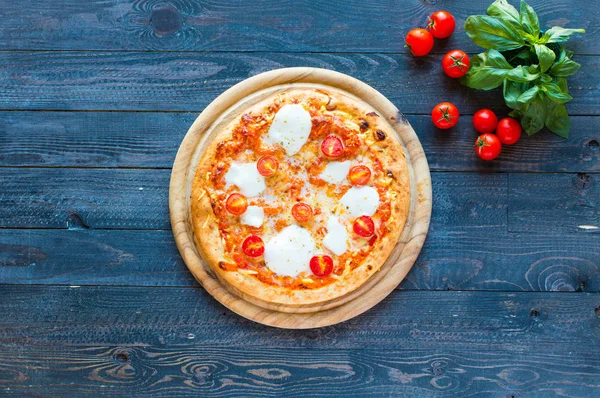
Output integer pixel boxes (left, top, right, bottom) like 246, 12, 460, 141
406, 10, 523, 161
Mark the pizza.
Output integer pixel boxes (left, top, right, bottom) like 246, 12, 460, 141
191, 88, 410, 307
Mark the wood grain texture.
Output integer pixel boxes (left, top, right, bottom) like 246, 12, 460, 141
1, 228, 598, 292
509, 173, 600, 234
0, 51, 596, 114
2, 112, 599, 172
0, 0, 593, 54
0, 168, 170, 229
0, 286, 598, 396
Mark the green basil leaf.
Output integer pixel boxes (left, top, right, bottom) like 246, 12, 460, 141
517, 85, 540, 104
534, 44, 556, 73
487, 0, 520, 24
555, 77, 568, 93
503, 80, 528, 110
508, 109, 522, 118
541, 26, 585, 43
520, 95, 545, 135
461, 50, 513, 90
505, 65, 540, 82
520, 0, 540, 37
540, 74, 552, 83
465, 15, 526, 50
542, 82, 573, 103
543, 95, 570, 138
548, 52, 581, 77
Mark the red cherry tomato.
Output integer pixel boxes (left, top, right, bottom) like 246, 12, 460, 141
225, 193, 248, 215
257, 155, 279, 177
292, 202, 313, 223
242, 235, 264, 257
442, 50, 470, 78
353, 216, 375, 237
427, 10, 456, 39
321, 135, 344, 158
405, 28, 434, 57
475, 134, 502, 161
432, 102, 459, 129
348, 165, 371, 186
310, 254, 334, 277
473, 109, 498, 134
496, 118, 522, 145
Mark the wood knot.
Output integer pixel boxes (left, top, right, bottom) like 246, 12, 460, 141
529, 309, 540, 318
587, 139, 599, 151
150, 7, 182, 36
595, 306, 600, 316
115, 351, 129, 363
575, 173, 592, 189
66, 213, 89, 230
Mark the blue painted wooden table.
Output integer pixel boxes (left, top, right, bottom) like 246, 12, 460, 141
1, 0, 599, 396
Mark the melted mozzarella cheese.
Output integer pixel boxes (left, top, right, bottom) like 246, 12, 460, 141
322, 216, 348, 255
340, 186, 380, 217
320, 161, 351, 184
225, 162, 266, 197
265, 104, 312, 156
264, 225, 315, 277
240, 206, 264, 227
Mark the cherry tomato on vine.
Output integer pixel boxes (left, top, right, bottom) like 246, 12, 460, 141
242, 235, 264, 257
292, 202, 313, 223
310, 254, 334, 277
475, 134, 502, 161
496, 118, 522, 145
405, 28, 434, 57
432, 102, 459, 129
427, 10, 456, 39
442, 50, 470, 78
473, 109, 498, 134
226, 193, 248, 215
257, 155, 279, 177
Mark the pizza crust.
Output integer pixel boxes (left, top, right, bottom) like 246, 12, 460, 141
191, 88, 410, 308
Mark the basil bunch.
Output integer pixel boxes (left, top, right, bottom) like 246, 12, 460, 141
461, 0, 584, 137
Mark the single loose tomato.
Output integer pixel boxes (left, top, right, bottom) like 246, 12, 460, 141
257, 155, 279, 177
475, 134, 502, 161
242, 235, 264, 257
496, 118, 522, 145
321, 135, 344, 158
473, 109, 498, 134
405, 28, 434, 57
442, 50, 470, 78
348, 165, 371, 186
225, 193, 248, 215
432, 102, 459, 129
353, 215, 375, 237
427, 10, 456, 39
310, 254, 334, 277
292, 202, 313, 223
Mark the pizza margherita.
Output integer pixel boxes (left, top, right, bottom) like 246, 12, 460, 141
191, 88, 410, 307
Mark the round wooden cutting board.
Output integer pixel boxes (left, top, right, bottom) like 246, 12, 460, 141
170, 67, 432, 329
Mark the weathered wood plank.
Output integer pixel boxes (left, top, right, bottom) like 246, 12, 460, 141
509, 173, 600, 234
0, 0, 593, 54
0, 345, 598, 397
0, 169, 506, 230
0, 51, 596, 114
2, 112, 599, 173
1, 228, 598, 292
0, 286, 598, 396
